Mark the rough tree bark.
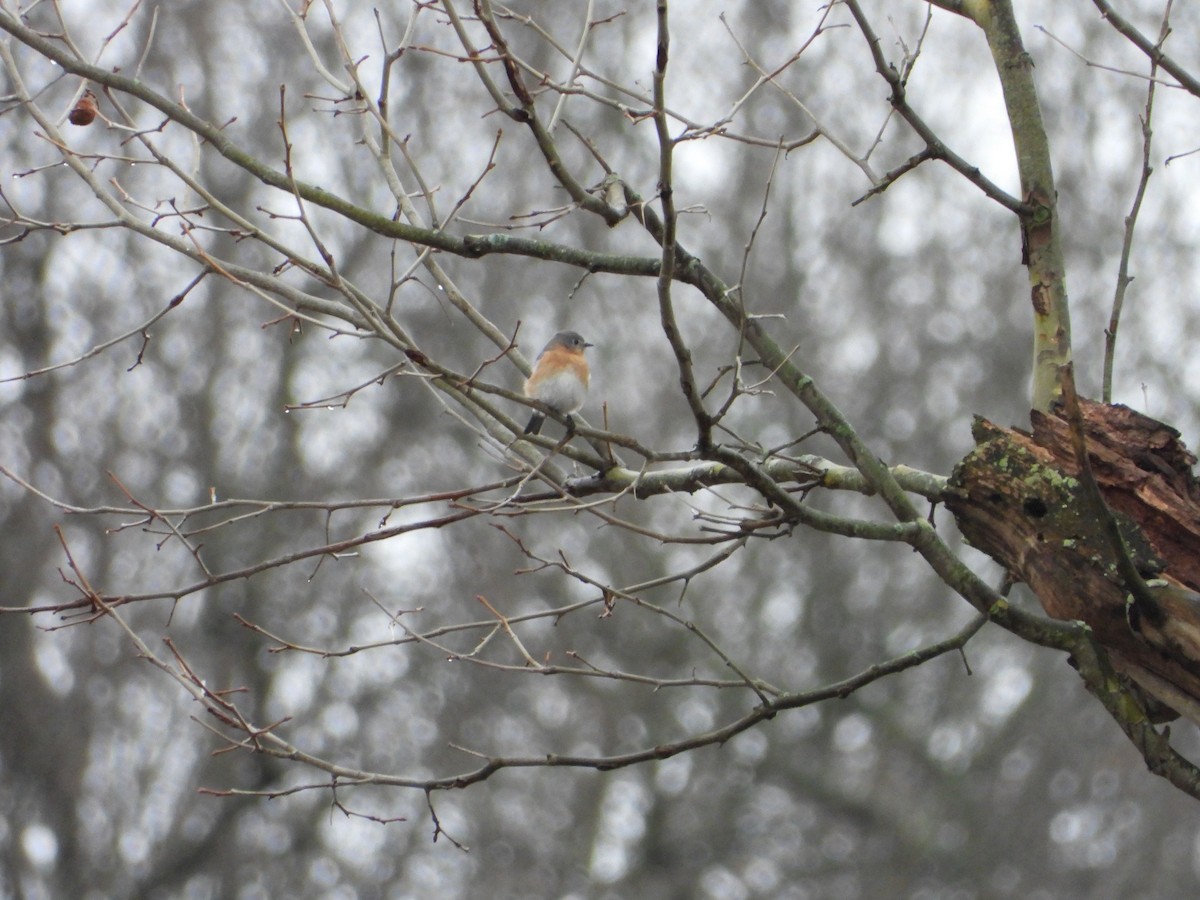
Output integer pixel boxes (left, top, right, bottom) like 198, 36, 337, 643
947, 398, 1200, 724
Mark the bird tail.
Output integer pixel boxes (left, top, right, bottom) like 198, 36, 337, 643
523, 413, 545, 435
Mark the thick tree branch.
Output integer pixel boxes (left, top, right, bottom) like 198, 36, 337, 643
971, 1, 1073, 411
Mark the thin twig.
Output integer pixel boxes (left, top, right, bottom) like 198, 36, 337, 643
1103, 2, 1171, 401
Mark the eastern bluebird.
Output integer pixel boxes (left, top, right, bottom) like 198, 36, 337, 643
523, 331, 593, 435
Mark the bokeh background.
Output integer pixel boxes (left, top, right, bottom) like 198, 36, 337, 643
3, 2, 1200, 897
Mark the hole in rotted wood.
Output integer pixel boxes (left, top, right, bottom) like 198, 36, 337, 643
1127, 603, 1143, 634
987, 492, 1003, 504
1023, 497, 1048, 518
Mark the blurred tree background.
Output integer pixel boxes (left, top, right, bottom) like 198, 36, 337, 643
3, 1, 1200, 898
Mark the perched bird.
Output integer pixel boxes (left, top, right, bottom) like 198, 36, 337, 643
523, 331, 592, 435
